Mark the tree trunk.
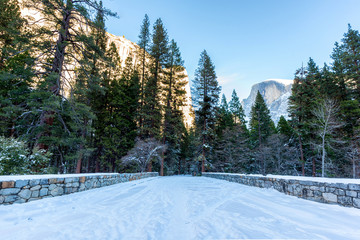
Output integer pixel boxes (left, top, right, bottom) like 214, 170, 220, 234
321, 135, 326, 177
298, 136, 305, 176
75, 144, 83, 173
160, 152, 164, 176
202, 118, 206, 173
147, 161, 152, 172
353, 157, 356, 179
312, 157, 316, 177
139, 48, 146, 131
37, 2, 72, 150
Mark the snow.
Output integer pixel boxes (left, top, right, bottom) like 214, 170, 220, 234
1, 176, 360, 240
209, 172, 360, 184
0, 173, 119, 181
264, 78, 294, 86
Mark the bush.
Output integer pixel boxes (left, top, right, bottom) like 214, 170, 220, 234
0, 136, 51, 175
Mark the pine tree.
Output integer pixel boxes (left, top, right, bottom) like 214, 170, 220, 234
192, 50, 221, 172
161, 39, 187, 175
142, 18, 169, 140
277, 116, 292, 137
0, 0, 34, 137
289, 58, 320, 176
249, 91, 274, 174
229, 89, 247, 128
330, 26, 360, 177
216, 94, 234, 136
102, 55, 140, 172
137, 14, 151, 132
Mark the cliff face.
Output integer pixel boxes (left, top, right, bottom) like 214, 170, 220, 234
242, 79, 293, 124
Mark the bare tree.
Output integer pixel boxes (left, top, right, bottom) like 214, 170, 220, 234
121, 138, 166, 172
312, 99, 342, 177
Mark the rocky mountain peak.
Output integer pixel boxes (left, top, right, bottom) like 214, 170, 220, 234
242, 79, 293, 124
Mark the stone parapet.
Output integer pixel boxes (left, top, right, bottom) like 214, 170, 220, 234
0, 172, 158, 205
203, 173, 360, 209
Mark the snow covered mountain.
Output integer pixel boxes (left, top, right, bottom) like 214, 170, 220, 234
242, 79, 293, 124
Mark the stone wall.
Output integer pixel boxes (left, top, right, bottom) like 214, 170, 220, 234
0, 172, 158, 205
203, 173, 360, 209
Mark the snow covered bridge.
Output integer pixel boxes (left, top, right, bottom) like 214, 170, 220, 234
1, 176, 360, 239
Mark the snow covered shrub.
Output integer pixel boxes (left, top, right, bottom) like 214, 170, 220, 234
0, 136, 51, 175
121, 138, 166, 172
0, 137, 29, 175
28, 147, 52, 174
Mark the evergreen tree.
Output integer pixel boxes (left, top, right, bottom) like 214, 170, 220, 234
249, 91, 274, 174
137, 14, 151, 131
0, 0, 34, 137
192, 50, 221, 172
103, 55, 140, 172
161, 39, 187, 176
142, 18, 168, 139
289, 58, 320, 176
216, 94, 234, 136
229, 89, 247, 129
277, 116, 292, 137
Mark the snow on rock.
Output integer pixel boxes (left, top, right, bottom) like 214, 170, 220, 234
1, 176, 360, 240
242, 79, 293, 124
0, 173, 118, 181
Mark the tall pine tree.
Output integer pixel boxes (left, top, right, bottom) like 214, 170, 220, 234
192, 50, 221, 172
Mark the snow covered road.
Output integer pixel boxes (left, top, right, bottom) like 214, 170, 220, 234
1, 175, 360, 240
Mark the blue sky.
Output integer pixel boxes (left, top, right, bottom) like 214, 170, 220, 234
102, 0, 360, 101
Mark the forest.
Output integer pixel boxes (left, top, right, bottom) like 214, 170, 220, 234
0, 0, 359, 178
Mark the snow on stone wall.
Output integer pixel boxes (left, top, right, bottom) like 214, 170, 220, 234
0, 172, 158, 205
203, 173, 360, 209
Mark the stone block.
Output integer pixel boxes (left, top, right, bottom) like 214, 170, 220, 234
326, 187, 336, 193
323, 192, 337, 203
79, 183, 85, 191
30, 185, 41, 191
353, 198, 360, 208
79, 177, 85, 183
335, 189, 345, 196
31, 190, 40, 198
49, 184, 57, 191
39, 188, 48, 197
1, 188, 20, 195
72, 182, 79, 188
19, 189, 31, 200
29, 179, 40, 187
14, 199, 26, 204
85, 181, 92, 189
2, 181, 15, 189
310, 186, 319, 191
334, 183, 347, 189
49, 178, 57, 184
50, 186, 64, 196
15, 180, 29, 189
299, 180, 312, 185
348, 184, 360, 191
40, 179, 49, 185
56, 178, 64, 184
4, 195, 18, 203
65, 177, 75, 183
346, 190, 357, 198
64, 187, 72, 194
338, 196, 353, 206
0, 196, 4, 204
